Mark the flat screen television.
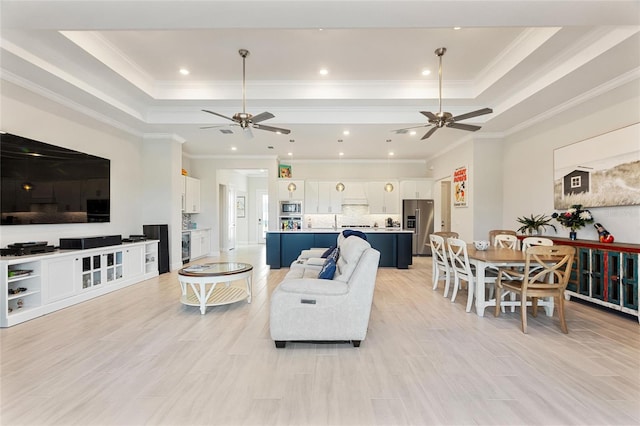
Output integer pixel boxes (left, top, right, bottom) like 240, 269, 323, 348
1, 132, 110, 225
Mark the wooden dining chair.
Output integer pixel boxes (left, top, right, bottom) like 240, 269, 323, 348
494, 234, 519, 249
521, 236, 553, 250
433, 231, 459, 239
489, 229, 516, 245
494, 245, 575, 333
448, 238, 493, 312
429, 234, 452, 297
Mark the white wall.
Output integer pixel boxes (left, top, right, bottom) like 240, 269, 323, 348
502, 81, 640, 244
1, 83, 146, 247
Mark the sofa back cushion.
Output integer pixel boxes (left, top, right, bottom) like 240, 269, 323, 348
334, 236, 371, 283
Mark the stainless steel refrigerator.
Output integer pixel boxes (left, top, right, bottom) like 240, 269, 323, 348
402, 199, 435, 256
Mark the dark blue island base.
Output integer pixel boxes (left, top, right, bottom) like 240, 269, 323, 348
266, 231, 413, 269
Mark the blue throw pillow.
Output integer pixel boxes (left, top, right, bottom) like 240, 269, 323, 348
321, 245, 336, 258
342, 229, 368, 241
318, 258, 337, 280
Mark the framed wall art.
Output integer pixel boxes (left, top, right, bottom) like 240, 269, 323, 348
453, 165, 468, 208
553, 122, 640, 209
279, 164, 292, 178
236, 196, 246, 218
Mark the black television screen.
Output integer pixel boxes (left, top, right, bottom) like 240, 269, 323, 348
1, 132, 110, 225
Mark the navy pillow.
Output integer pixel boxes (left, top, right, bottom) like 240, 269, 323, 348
321, 245, 336, 258
318, 258, 337, 280
342, 229, 368, 241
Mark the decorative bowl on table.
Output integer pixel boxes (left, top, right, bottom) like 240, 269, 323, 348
473, 240, 490, 251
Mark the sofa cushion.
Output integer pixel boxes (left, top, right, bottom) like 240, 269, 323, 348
317, 257, 337, 280
278, 278, 349, 296
335, 236, 371, 283
321, 245, 336, 258
342, 229, 368, 241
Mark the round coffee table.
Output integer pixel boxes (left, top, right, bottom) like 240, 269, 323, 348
178, 262, 253, 314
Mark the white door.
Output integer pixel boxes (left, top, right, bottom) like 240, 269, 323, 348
228, 187, 236, 250
440, 181, 452, 232
256, 190, 268, 243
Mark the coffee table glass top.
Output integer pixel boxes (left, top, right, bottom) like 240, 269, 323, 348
179, 262, 253, 277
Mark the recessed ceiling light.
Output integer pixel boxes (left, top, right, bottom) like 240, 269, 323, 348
231, 146, 237, 151
287, 152, 293, 156
421, 69, 431, 76
389, 152, 395, 156
453, 26, 462, 30
179, 68, 190, 75
409, 131, 417, 136
343, 130, 350, 135
339, 152, 344, 156
319, 68, 329, 76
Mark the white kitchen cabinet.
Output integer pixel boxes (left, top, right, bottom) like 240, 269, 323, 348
123, 245, 145, 280
366, 181, 399, 214
43, 257, 78, 303
305, 181, 343, 214
278, 179, 305, 201
190, 229, 211, 261
400, 179, 433, 199
183, 175, 201, 213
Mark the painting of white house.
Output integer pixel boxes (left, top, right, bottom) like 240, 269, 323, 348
554, 122, 640, 209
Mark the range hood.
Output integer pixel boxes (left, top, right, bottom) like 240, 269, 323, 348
342, 198, 369, 206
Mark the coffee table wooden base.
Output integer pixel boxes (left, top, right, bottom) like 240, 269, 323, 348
180, 285, 249, 307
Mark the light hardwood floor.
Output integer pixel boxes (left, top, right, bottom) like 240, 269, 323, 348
1, 244, 639, 426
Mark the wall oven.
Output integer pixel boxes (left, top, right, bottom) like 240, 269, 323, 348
280, 201, 302, 215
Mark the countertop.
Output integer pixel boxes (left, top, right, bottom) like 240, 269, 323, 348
268, 228, 412, 233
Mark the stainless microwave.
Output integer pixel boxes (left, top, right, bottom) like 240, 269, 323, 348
280, 201, 302, 214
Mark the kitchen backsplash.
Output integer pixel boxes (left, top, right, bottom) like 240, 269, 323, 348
304, 205, 400, 229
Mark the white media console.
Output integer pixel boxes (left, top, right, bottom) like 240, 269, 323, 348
1, 240, 159, 327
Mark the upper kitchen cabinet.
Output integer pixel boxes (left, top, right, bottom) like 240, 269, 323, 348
305, 181, 343, 214
278, 179, 305, 202
182, 175, 201, 213
366, 181, 399, 214
400, 179, 433, 200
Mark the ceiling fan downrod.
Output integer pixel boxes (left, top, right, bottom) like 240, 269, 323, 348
239, 49, 249, 115
435, 47, 446, 117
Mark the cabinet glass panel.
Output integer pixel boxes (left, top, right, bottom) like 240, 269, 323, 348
116, 265, 123, 280
567, 258, 578, 293
83, 257, 91, 272
607, 252, 621, 305
578, 248, 590, 296
93, 271, 101, 285
82, 273, 91, 289
116, 251, 123, 265
590, 250, 605, 301
621, 253, 638, 310
93, 255, 101, 269
106, 253, 114, 267
107, 268, 114, 281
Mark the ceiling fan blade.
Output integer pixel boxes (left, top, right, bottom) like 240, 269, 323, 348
392, 124, 430, 134
451, 107, 493, 122
420, 111, 438, 121
421, 126, 438, 140
447, 122, 482, 132
200, 125, 227, 129
251, 112, 275, 124
253, 123, 291, 134
202, 109, 236, 122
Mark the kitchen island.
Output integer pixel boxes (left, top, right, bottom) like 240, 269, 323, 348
266, 229, 414, 269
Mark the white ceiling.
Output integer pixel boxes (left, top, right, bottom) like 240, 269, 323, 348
1, 0, 639, 161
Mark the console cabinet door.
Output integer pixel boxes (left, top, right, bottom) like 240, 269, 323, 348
43, 256, 78, 303
124, 245, 145, 280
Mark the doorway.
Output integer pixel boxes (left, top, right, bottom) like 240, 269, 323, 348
255, 190, 268, 243
219, 184, 236, 251
440, 181, 452, 232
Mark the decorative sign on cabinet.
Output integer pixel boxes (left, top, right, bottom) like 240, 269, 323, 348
1, 241, 159, 327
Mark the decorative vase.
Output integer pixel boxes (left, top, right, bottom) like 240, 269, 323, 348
569, 231, 577, 240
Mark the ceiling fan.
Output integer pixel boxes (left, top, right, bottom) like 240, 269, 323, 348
395, 47, 492, 140
201, 49, 291, 136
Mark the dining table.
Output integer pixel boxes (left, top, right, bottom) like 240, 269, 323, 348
466, 245, 556, 317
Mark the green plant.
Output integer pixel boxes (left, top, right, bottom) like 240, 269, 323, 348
516, 214, 557, 235
552, 204, 594, 231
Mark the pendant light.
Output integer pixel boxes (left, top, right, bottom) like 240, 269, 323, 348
384, 148, 394, 192
336, 152, 345, 192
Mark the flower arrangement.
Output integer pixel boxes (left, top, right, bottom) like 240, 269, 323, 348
552, 204, 594, 231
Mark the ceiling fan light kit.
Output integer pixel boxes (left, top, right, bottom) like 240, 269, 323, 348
395, 47, 493, 140
202, 49, 291, 136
